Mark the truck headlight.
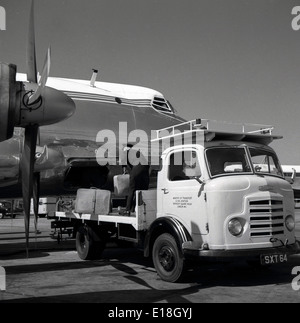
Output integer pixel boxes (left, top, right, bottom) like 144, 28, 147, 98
285, 215, 295, 232
228, 218, 243, 236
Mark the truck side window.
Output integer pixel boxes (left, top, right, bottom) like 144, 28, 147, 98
169, 151, 201, 181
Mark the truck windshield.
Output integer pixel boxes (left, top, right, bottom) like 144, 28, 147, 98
249, 147, 283, 177
206, 146, 283, 178
206, 147, 251, 177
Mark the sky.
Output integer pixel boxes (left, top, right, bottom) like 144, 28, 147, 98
0, 0, 300, 164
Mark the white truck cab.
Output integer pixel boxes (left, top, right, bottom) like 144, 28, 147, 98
157, 138, 295, 250
53, 119, 300, 282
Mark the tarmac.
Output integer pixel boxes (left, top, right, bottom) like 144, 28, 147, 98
0, 210, 299, 304
0, 216, 74, 257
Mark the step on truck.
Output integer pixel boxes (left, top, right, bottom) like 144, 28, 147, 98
54, 119, 300, 282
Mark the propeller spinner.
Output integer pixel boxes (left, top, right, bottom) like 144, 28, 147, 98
0, 0, 75, 256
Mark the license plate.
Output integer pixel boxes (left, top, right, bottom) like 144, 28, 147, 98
260, 253, 288, 265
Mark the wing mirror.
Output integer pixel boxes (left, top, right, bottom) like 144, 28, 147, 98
193, 176, 204, 185
286, 168, 296, 185
291, 168, 297, 184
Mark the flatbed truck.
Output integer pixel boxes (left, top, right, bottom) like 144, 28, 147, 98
53, 119, 300, 282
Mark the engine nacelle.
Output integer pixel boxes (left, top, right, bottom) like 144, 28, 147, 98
0, 63, 18, 142
18, 83, 75, 127
0, 62, 75, 142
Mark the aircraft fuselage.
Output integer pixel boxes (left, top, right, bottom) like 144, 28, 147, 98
0, 75, 185, 198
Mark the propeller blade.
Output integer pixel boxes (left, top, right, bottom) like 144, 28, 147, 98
28, 47, 51, 105
39, 47, 51, 89
27, 0, 37, 84
33, 172, 40, 235
21, 125, 39, 256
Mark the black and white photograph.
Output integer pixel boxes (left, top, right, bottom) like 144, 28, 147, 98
0, 0, 299, 309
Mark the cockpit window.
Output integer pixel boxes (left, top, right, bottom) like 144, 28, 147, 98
152, 97, 173, 113
249, 148, 283, 177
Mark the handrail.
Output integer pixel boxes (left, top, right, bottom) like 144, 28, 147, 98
154, 119, 274, 141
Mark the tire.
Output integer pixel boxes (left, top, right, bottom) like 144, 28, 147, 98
152, 233, 185, 283
76, 225, 106, 260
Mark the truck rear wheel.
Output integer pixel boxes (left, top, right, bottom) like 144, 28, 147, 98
76, 225, 105, 260
152, 233, 185, 283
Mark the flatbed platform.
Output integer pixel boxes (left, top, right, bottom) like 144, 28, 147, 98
55, 210, 141, 230
54, 189, 157, 232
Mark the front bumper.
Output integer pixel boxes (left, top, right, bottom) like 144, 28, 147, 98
183, 240, 300, 261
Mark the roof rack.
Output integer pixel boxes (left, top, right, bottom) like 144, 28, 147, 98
152, 119, 281, 145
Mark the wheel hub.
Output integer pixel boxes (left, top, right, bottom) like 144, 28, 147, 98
79, 233, 86, 249
158, 246, 175, 271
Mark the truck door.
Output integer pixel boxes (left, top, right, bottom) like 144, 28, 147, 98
159, 149, 208, 238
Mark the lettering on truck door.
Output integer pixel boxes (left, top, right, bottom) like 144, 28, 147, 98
161, 149, 208, 238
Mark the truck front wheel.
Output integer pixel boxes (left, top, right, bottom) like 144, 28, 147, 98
152, 233, 185, 283
76, 225, 105, 260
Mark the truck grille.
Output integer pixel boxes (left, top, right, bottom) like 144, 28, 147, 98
249, 199, 284, 237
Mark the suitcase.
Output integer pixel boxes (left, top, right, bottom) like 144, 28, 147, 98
113, 174, 130, 197
75, 189, 111, 215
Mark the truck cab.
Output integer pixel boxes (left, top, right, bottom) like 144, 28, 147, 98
157, 139, 296, 251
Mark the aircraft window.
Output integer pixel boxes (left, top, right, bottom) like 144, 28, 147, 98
167, 100, 176, 114
152, 97, 173, 113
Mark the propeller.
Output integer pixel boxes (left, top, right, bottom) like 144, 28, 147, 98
33, 172, 40, 235
0, 0, 76, 256
27, 0, 37, 84
22, 125, 39, 254
28, 47, 51, 105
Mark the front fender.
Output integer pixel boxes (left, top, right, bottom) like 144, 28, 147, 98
144, 216, 192, 257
